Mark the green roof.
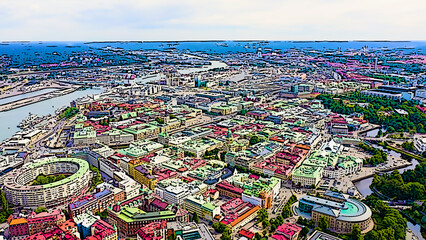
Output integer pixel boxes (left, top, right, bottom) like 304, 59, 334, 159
293, 165, 323, 179
123, 123, 158, 135
73, 130, 96, 139
202, 202, 217, 211
117, 207, 176, 223
28, 158, 90, 189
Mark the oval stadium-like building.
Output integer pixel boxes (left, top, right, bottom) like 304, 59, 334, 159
297, 190, 374, 234
4, 157, 91, 208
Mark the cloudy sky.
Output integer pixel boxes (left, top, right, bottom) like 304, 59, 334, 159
1, 0, 425, 41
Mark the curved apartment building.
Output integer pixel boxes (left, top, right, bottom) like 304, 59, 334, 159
4, 157, 91, 208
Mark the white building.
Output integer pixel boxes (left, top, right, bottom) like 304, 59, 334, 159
114, 171, 141, 199
415, 136, 426, 153
155, 178, 207, 205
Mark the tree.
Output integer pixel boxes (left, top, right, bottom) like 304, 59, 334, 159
89, 165, 103, 191
402, 141, 415, 152
270, 223, 277, 232
262, 219, 269, 229
276, 215, 284, 225
62, 209, 70, 219
377, 129, 383, 137
95, 209, 108, 219
301, 226, 309, 237
184, 151, 196, 157
221, 228, 232, 240
0, 188, 12, 223
350, 224, 362, 240
213, 222, 227, 233
192, 212, 199, 223
317, 216, 329, 232
363, 195, 406, 240
258, 208, 269, 222
35, 206, 47, 214
254, 233, 261, 240
250, 135, 262, 145
421, 215, 426, 224
281, 207, 291, 218
155, 117, 165, 124
56, 174, 66, 181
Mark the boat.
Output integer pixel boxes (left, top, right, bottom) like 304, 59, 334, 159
17, 113, 43, 129
216, 43, 228, 47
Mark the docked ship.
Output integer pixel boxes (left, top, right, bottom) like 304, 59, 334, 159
18, 113, 43, 129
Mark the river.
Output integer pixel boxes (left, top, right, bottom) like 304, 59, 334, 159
0, 88, 103, 142
365, 128, 386, 138
354, 144, 424, 239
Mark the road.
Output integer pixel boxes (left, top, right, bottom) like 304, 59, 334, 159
27, 118, 66, 161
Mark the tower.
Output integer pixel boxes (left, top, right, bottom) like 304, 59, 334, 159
374, 57, 378, 72
225, 129, 233, 145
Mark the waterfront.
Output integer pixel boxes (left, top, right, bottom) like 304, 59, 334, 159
408, 222, 425, 240
177, 60, 227, 74
0, 88, 103, 142
354, 155, 423, 240
0, 40, 424, 240
135, 60, 227, 84
0, 88, 57, 105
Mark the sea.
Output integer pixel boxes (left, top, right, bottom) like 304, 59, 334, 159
1, 41, 426, 68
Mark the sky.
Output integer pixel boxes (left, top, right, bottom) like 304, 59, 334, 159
0, 0, 425, 41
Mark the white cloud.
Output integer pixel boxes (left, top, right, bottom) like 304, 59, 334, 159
0, 0, 425, 41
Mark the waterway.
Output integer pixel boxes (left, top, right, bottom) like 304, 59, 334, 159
408, 222, 425, 240
365, 128, 386, 138
177, 60, 227, 74
0, 88, 103, 142
354, 144, 424, 239
0, 88, 57, 105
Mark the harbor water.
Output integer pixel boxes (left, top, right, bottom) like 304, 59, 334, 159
0, 88, 103, 142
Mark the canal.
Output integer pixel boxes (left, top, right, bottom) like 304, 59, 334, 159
354, 143, 424, 239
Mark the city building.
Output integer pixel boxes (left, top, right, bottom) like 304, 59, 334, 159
271, 223, 302, 240
167, 222, 215, 240
73, 213, 100, 239
154, 178, 208, 205
415, 136, 426, 153
220, 198, 260, 231
136, 220, 167, 240
24, 209, 66, 235
69, 188, 120, 218
297, 191, 373, 234
183, 195, 220, 221
107, 207, 179, 237
306, 230, 343, 240
3, 157, 91, 208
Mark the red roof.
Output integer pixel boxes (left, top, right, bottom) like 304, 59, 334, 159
239, 229, 254, 239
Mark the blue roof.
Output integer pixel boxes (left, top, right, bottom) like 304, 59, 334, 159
70, 189, 112, 209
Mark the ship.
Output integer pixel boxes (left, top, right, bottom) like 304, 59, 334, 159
18, 113, 43, 129
216, 42, 229, 47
